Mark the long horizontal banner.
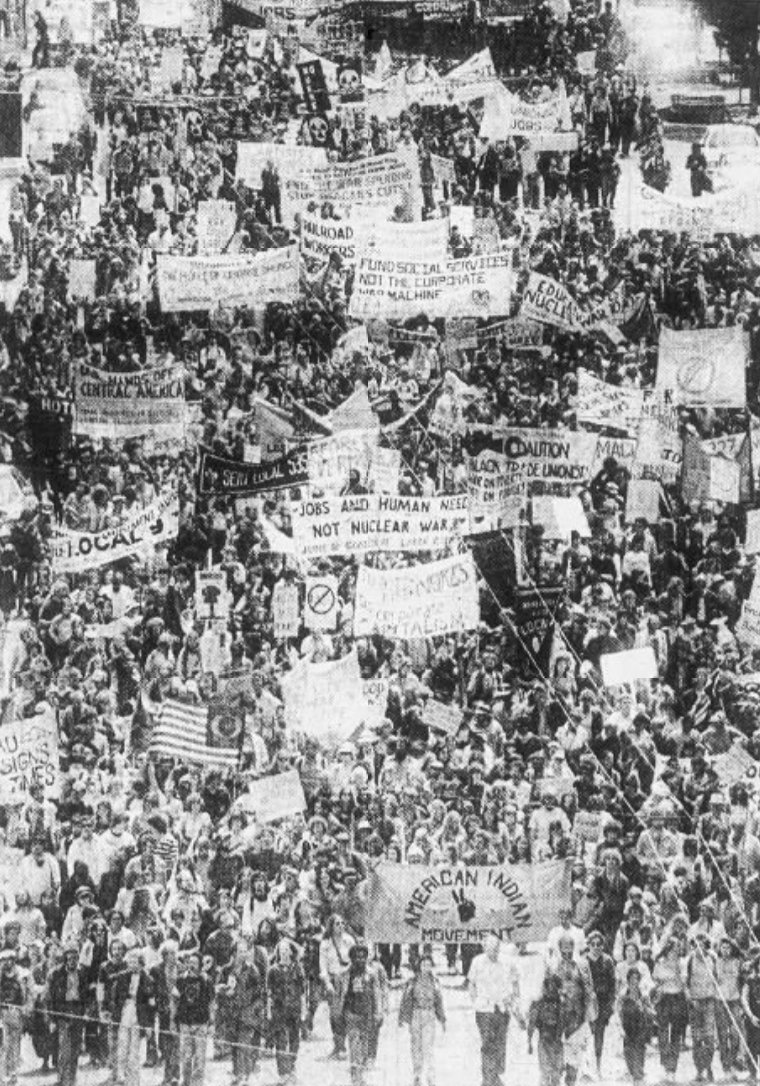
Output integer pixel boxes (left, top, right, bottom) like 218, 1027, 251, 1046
290, 493, 470, 557
51, 488, 178, 573
616, 175, 760, 238
283, 152, 420, 219
156, 247, 299, 312
353, 552, 479, 639
235, 141, 327, 185
301, 212, 449, 268
366, 860, 569, 944
197, 447, 308, 496
350, 250, 514, 319
492, 428, 599, 485
74, 362, 185, 439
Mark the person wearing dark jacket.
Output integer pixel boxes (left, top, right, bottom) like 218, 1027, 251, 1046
342, 942, 383, 1086
48, 948, 88, 1086
108, 950, 154, 1086
586, 931, 617, 1077
150, 941, 180, 1086
175, 954, 214, 1086
398, 950, 446, 1086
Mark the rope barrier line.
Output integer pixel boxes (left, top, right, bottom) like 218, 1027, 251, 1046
474, 565, 760, 1072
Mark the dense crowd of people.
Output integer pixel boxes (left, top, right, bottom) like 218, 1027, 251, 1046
1, 2, 760, 1086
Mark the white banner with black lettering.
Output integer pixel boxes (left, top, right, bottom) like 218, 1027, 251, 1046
52, 488, 179, 573
290, 493, 470, 558
156, 247, 299, 312
353, 553, 480, 639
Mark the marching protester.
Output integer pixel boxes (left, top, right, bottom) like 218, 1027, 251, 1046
5, 1, 760, 1086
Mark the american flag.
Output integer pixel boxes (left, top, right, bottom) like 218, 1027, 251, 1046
149, 699, 238, 769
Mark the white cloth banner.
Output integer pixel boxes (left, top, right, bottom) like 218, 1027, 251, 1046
353, 553, 480, 639
237, 769, 306, 822
350, 250, 514, 319
307, 429, 378, 493
156, 247, 299, 312
51, 488, 179, 573
498, 428, 599, 486
575, 369, 644, 435
281, 650, 365, 740
520, 272, 583, 331
290, 493, 470, 557
656, 325, 747, 408
283, 152, 421, 220
74, 362, 185, 440
0, 710, 59, 803
196, 200, 238, 255
235, 142, 327, 185
738, 576, 760, 649
531, 495, 590, 539
616, 173, 760, 238
468, 450, 526, 531
304, 575, 339, 631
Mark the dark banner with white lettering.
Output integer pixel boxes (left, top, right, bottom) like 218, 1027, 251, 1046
197, 447, 308, 496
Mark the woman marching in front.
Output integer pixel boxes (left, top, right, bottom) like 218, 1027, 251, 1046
398, 948, 446, 1086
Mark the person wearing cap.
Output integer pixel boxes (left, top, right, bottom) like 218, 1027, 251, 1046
398, 947, 446, 1086
468, 933, 523, 1086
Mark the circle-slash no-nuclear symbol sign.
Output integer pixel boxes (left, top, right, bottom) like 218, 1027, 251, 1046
676, 355, 715, 399
308, 582, 335, 615
305, 575, 338, 631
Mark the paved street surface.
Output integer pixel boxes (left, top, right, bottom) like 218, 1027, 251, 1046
12, 952, 732, 1086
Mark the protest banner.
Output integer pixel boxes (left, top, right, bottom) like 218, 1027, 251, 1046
703, 433, 751, 503
468, 450, 526, 532
656, 325, 747, 409
682, 432, 712, 504
300, 210, 357, 264
519, 272, 583, 331
297, 58, 331, 113
575, 369, 644, 435
282, 152, 421, 220
197, 446, 308, 496
307, 429, 377, 493
330, 386, 378, 433
0, 709, 59, 803
591, 435, 638, 478
484, 317, 544, 350
738, 575, 760, 649
290, 493, 471, 558
709, 454, 741, 504
450, 203, 475, 238
497, 428, 599, 486
304, 575, 339, 631
196, 200, 237, 255
74, 362, 185, 440
615, 172, 760, 238
67, 258, 97, 301
272, 581, 300, 639
713, 744, 757, 788
195, 570, 230, 623
156, 247, 299, 312
281, 650, 365, 740
353, 553, 479, 639
51, 488, 178, 574
601, 646, 659, 687
637, 394, 682, 484
480, 84, 568, 140
531, 495, 589, 539
366, 860, 569, 944
430, 153, 457, 187
350, 250, 514, 320
369, 446, 401, 494
358, 216, 450, 265
237, 769, 306, 822
422, 699, 463, 736
361, 677, 390, 728
747, 509, 760, 555
526, 130, 579, 152
235, 142, 327, 185
625, 478, 661, 524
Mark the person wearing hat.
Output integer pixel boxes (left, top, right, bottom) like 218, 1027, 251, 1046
398, 947, 446, 1086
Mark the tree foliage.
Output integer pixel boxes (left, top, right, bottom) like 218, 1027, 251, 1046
691, 0, 758, 67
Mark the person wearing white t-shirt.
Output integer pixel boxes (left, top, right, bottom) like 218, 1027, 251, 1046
469, 933, 523, 1086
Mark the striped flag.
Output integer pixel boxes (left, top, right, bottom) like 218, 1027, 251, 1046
149, 699, 238, 768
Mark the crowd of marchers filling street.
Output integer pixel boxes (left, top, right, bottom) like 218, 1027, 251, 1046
6, 2, 760, 1086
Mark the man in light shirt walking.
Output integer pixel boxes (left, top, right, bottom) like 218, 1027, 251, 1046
468, 933, 523, 1086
